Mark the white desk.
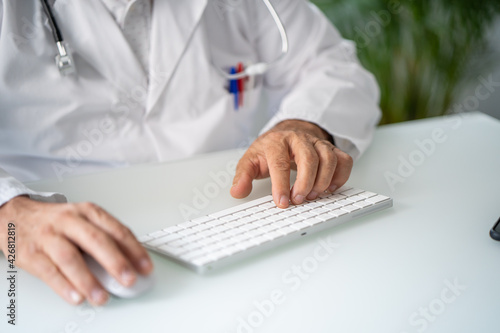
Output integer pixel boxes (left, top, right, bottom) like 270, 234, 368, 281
1, 112, 499, 333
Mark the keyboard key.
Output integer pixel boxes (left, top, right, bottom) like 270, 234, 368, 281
218, 238, 238, 248
340, 188, 364, 196
289, 222, 309, 230
279, 211, 297, 218
196, 237, 216, 246
233, 233, 252, 243
177, 228, 198, 237
149, 230, 168, 238
253, 219, 272, 227
259, 202, 275, 209
146, 233, 182, 246
262, 230, 284, 241
192, 224, 212, 232
358, 191, 377, 198
233, 210, 253, 218
302, 217, 323, 226
178, 221, 199, 229
212, 225, 231, 234
328, 209, 347, 217
335, 199, 351, 207
296, 211, 315, 219
329, 194, 346, 201
138, 235, 153, 243
291, 206, 309, 213
346, 195, 365, 202
237, 216, 257, 224
366, 195, 390, 204
204, 243, 225, 253
340, 205, 360, 213
266, 215, 286, 222
308, 207, 329, 216
259, 224, 280, 233
208, 195, 273, 219
206, 219, 227, 227
169, 239, 188, 247
353, 200, 373, 208
304, 202, 323, 209
158, 244, 189, 256
267, 208, 283, 215
238, 224, 258, 232
191, 216, 213, 224
199, 228, 219, 238
235, 239, 257, 250
245, 228, 266, 238
246, 206, 266, 213
220, 215, 239, 223
276, 226, 296, 236
208, 249, 230, 260
317, 197, 336, 204
282, 216, 302, 224
253, 211, 273, 219
224, 245, 244, 256
163, 226, 183, 234
182, 242, 202, 251
324, 203, 341, 210
316, 213, 333, 222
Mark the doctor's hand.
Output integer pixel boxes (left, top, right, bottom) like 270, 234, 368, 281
0, 196, 153, 306
231, 119, 353, 208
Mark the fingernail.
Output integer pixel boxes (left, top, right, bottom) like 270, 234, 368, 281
328, 185, 337, 193
91, 288, 108, 304
68, 290, 82, 304
121, 268, 135, 286
294, 195, 305, 204
279, 195, 289, 208
307, 191, 319, 200
138, 258, 152, 273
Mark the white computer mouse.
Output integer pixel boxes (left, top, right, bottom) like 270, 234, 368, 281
83, 253, 155, 299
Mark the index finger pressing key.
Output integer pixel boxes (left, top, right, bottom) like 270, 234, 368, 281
265, 143, 292, 208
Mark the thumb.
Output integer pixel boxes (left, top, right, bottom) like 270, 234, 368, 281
230, 156, 259, 199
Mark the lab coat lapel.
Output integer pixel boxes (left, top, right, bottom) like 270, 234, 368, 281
147, 0, 208, 113
53, 0, 147, 94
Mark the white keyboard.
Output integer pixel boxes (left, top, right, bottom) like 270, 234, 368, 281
139, 186, 392, 273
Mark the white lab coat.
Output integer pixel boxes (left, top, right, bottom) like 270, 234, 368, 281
0, 0, 380, 206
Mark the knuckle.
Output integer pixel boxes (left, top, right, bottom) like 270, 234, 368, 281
114, 225, 133, 242
342, 153, 354, 167
323, 149, 337, 166
57, 248, 80, 265
301, 148, 317, 162
87, 228, 107, 246
266, 131, 284, 142
40, 262, 60, 281
78, 201, 98, 212
271, 157, 290, 172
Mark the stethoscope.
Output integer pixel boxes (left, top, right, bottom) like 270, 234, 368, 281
40, 0, 289, 78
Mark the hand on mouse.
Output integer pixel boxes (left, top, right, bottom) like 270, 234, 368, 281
0, 196, 153, 305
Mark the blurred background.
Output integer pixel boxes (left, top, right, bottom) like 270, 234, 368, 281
311, 0, 500, 124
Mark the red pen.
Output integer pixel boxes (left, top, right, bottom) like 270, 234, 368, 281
237, 62, 244, 108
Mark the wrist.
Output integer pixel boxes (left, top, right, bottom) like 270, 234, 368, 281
0, 196, 29, 253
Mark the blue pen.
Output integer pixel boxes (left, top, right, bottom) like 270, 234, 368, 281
229, 67, 238, 111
